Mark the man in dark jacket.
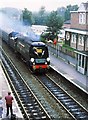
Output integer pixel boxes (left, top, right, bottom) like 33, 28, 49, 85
5, 92, 13, 116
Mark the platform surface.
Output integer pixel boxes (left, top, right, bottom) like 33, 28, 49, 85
0, 64, 23, 119
50, 53, 88, 94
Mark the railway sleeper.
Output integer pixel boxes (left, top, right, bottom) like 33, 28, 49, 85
67, 104, 78, 108
76, 115, 88, 119
60, 99, 72, 102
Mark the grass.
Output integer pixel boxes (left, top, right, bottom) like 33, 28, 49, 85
62, 44, 75, 51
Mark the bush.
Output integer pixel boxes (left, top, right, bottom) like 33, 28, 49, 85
62, 44, 75, 51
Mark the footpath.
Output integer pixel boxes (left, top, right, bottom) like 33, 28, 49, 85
49, 52, 88, 94
0, 64, 23, 119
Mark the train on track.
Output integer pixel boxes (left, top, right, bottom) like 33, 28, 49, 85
0, 28, 50, 72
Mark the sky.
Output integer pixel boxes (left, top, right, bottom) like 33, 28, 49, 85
0, 0, 88, 11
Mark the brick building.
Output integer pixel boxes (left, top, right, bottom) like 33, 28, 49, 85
65, 2, 88, 76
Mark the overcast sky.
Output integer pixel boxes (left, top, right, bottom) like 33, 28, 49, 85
0, 0, 87, 11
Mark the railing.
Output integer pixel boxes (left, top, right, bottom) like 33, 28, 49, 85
47, 42, 76, 66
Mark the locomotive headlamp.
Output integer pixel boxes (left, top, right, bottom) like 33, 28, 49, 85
14, 36, 17, 39
31, 58, 34, 62
10, 36, 17, 40
47, 58, 50, 62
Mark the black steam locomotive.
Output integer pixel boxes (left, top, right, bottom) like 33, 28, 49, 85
1, 28, 50, 72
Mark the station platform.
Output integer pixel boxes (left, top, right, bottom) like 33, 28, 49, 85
0, 64, 23, 119
50, 53, 88, 94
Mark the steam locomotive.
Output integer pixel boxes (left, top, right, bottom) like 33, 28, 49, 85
1, 28, 50, 72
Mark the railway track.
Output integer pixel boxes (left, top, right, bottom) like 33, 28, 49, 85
1, 41, 88, 119
1, 40, 76, 119
35, 74, 88, 120
1, 48, 51, 120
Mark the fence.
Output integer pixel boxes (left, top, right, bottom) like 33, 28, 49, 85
47, 43, 76, 66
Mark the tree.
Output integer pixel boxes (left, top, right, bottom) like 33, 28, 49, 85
33, 6, 48, 25
57, 7, 66, 19
38, 6, 46, 25
22, 8, 34, 25
64, 5, 78, 21
46, 11, 63, 41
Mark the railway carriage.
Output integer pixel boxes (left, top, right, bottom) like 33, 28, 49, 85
1, 29, 12, 43
2, 30, 9, 43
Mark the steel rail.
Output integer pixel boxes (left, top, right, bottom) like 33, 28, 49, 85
1, 48, 51, 120
34, 74, 88, 120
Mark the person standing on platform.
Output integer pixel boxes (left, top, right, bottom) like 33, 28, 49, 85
5, 92, 14, 116
0, 96, 3, 118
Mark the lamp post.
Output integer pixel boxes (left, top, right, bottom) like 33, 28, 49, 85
53, 38, 58, 57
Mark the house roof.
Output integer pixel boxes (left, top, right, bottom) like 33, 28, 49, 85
82, 1, 88, 10
64, 20, 71, 24
78, 1, 88, 12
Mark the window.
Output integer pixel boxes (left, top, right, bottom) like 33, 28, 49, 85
82, 56, 84, 68
78, 35, 84, 46
78, 54, 81, 66
79, 13, 86, 24
71, 34, 76, 43
87, 14, 88, 25
79, 13, 82, 24
86, 37, 88, 50
83, 13, 86, 24
87, 37, 88, 46
78, 54, 85, 68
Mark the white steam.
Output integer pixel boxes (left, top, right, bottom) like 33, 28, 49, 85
0, 12, 40, 41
